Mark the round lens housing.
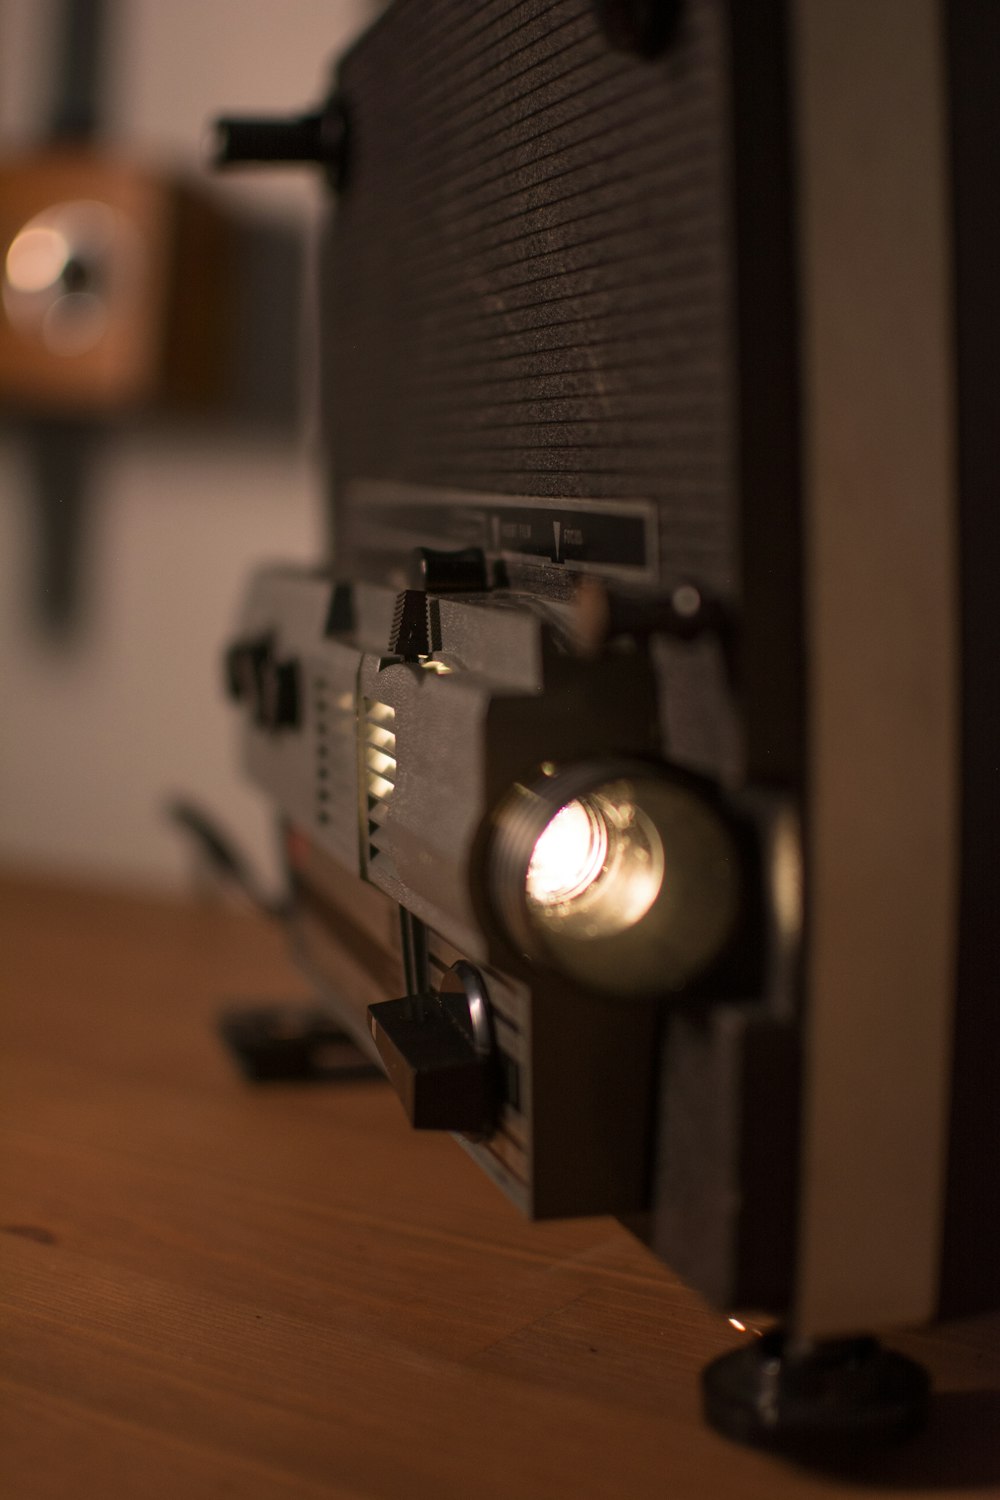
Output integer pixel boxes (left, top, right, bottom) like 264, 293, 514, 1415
489, 761, 741, 998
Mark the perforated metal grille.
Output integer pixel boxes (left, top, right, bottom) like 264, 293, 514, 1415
327, 0, 736, 595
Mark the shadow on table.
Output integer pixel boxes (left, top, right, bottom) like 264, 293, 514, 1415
798, 1390, 1000, 1490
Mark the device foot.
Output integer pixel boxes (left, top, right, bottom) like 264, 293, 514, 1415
702, 1329, 930, 1457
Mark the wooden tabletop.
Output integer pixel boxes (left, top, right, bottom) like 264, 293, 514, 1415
1, 872, 997, 1500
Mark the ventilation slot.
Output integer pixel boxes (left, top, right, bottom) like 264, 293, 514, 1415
364, 700, 396, 864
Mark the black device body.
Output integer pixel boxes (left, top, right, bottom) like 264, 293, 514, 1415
223, 0, 998, 1351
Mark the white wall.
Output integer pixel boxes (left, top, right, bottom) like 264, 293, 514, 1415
0, 0, 375, 889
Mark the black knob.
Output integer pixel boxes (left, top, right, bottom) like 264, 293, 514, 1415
212, 100, 347, 179
368, 965, 497, 1134
224, 637, 300, 731
224, 635, 271, 703
408, 546, 489, 593
258, 657, 300, 731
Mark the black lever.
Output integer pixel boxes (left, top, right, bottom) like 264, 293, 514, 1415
212, 102, 347, 182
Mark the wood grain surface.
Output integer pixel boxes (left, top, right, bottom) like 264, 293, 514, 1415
1, 872, 997, 1500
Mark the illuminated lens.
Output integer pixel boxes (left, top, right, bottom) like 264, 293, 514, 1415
525, 784, 664, 940
490, 762, 741, 997
526, 798, 608, 905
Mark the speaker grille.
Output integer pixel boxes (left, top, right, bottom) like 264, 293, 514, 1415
327, 0, 736, 596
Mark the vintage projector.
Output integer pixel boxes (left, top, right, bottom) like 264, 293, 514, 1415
216, 0, 997, 1449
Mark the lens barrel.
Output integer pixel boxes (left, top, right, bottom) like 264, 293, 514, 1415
489, 760, 742, 999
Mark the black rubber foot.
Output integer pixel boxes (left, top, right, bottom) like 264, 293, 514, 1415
702, 1331, 930, 1457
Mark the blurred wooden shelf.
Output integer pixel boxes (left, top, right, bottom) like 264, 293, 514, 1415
1, 870, 997, 1499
